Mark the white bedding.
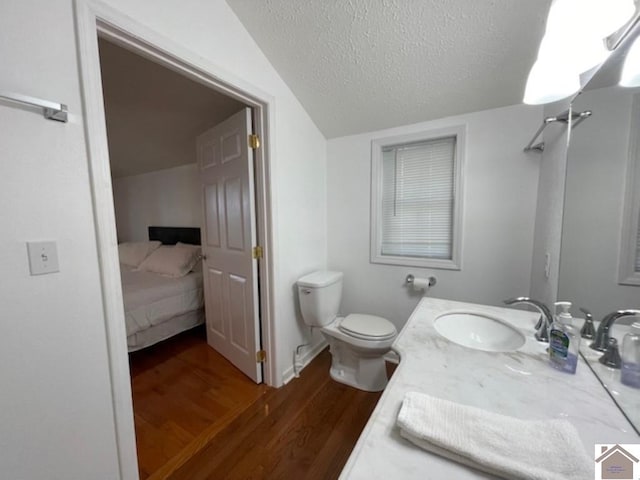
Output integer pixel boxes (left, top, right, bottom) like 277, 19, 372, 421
120, 265, 204, 337
127, 310, 204, 352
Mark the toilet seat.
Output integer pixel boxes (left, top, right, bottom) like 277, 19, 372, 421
339, 314, 396, 341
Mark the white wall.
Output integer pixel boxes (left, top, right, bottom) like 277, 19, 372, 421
529, 99, 571, 308
112, 164, 202, 242
0, 2, 120, 478
327, 104, 543, 330
559, 87, 640, 320
0, 0, 326, 478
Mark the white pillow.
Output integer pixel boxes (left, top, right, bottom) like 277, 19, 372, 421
137, 245, 201, 278
118, 241, 161, 267
176, 242, 201, 252
176, 243, 203, 272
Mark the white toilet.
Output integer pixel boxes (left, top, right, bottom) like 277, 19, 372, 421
297, 270, 397, 392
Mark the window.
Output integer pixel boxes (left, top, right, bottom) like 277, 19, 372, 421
618, 95, 640, 286
370, 126, 465, 269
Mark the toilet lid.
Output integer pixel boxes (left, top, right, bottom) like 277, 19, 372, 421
339, 314, 397, 340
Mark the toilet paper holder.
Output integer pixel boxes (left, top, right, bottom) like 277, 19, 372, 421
405, 274, 437, 287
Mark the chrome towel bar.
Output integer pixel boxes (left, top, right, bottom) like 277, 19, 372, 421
524, 109, 591, 153
0, 91, 68, 122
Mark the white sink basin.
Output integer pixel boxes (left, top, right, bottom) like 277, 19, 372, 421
434, 312, 525, 352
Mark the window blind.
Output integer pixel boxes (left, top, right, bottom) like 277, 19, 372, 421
381, 137, 455, 259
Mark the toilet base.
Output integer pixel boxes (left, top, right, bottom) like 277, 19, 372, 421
326, 337, 390, 392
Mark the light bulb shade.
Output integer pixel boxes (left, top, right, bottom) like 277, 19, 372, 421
567, 36, 610, 73
523, 59, 580, 105
588, 0, 636, 37
523, 0, 629, 103
620, 36, 640, 87
546, 0, 635, 39
538, 30, 609, 74
544, 0, 579, 34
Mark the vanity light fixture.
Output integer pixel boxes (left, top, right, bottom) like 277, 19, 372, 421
523, 59, 580, 105
540, 0, 611, 72
581, 0, 636, 38
620, 35, 640, 87
524, 0, 635, 105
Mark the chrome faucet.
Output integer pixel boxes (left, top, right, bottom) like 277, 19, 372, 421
590, 309, 640, 352
504, 297, 554, 342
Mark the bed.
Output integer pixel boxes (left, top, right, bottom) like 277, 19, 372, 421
121, 226, 205, 352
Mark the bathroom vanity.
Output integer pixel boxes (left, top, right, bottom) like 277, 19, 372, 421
339, 298, 639, 479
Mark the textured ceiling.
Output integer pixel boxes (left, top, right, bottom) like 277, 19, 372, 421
226, 0, 551, 138
98, 38, 245, 178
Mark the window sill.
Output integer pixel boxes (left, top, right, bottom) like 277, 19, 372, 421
618, 273, 640, 287
370, 253, 461, 271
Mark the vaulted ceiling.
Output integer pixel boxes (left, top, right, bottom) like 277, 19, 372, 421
99, 2, 554, 178
226, 0, 552, 138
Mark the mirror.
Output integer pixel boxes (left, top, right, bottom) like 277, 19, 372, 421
559, 22, 640, 432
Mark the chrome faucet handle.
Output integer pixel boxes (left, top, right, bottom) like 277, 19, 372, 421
579, 307, 592, 320
579, 307, 596, 340
599, 338, 622, 369
591, 309, 640, 352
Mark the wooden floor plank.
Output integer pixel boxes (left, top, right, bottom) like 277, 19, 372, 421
134, 414, 188, 479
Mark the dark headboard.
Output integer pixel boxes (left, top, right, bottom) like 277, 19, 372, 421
148, 226, 201, 246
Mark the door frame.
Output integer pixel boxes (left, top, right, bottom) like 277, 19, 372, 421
74, 1, 277, 478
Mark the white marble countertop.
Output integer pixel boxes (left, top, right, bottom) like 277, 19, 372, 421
339, 297, 639, 480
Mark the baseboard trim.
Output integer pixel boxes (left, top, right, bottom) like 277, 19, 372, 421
281, 339, 328, 385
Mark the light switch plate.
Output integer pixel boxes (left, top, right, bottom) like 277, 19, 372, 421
27, 241, 59, 275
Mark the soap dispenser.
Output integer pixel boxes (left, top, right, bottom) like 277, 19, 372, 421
549, 302, 581, 374
621, 320, 640, 388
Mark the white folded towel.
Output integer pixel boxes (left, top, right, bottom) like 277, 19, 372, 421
397, 392, 593, 480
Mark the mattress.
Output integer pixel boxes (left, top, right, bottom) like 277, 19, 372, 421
120, 265, 204, 337
127, 309, 204, 352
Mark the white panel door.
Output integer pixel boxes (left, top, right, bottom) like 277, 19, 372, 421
197, 107, 262, 383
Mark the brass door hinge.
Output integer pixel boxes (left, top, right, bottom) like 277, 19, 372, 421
256, 350, 266, 363
249, 134, 260, 149
252, 245, 263, 259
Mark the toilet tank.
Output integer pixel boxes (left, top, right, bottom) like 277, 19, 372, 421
297, 271, 344, 327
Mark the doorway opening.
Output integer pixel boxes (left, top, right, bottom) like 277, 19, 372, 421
75, 5, 276, 479
96, 36, 272, 478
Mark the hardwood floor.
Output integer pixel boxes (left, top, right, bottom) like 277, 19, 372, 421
130, 328, 392, 479
129, 327, 269, 479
